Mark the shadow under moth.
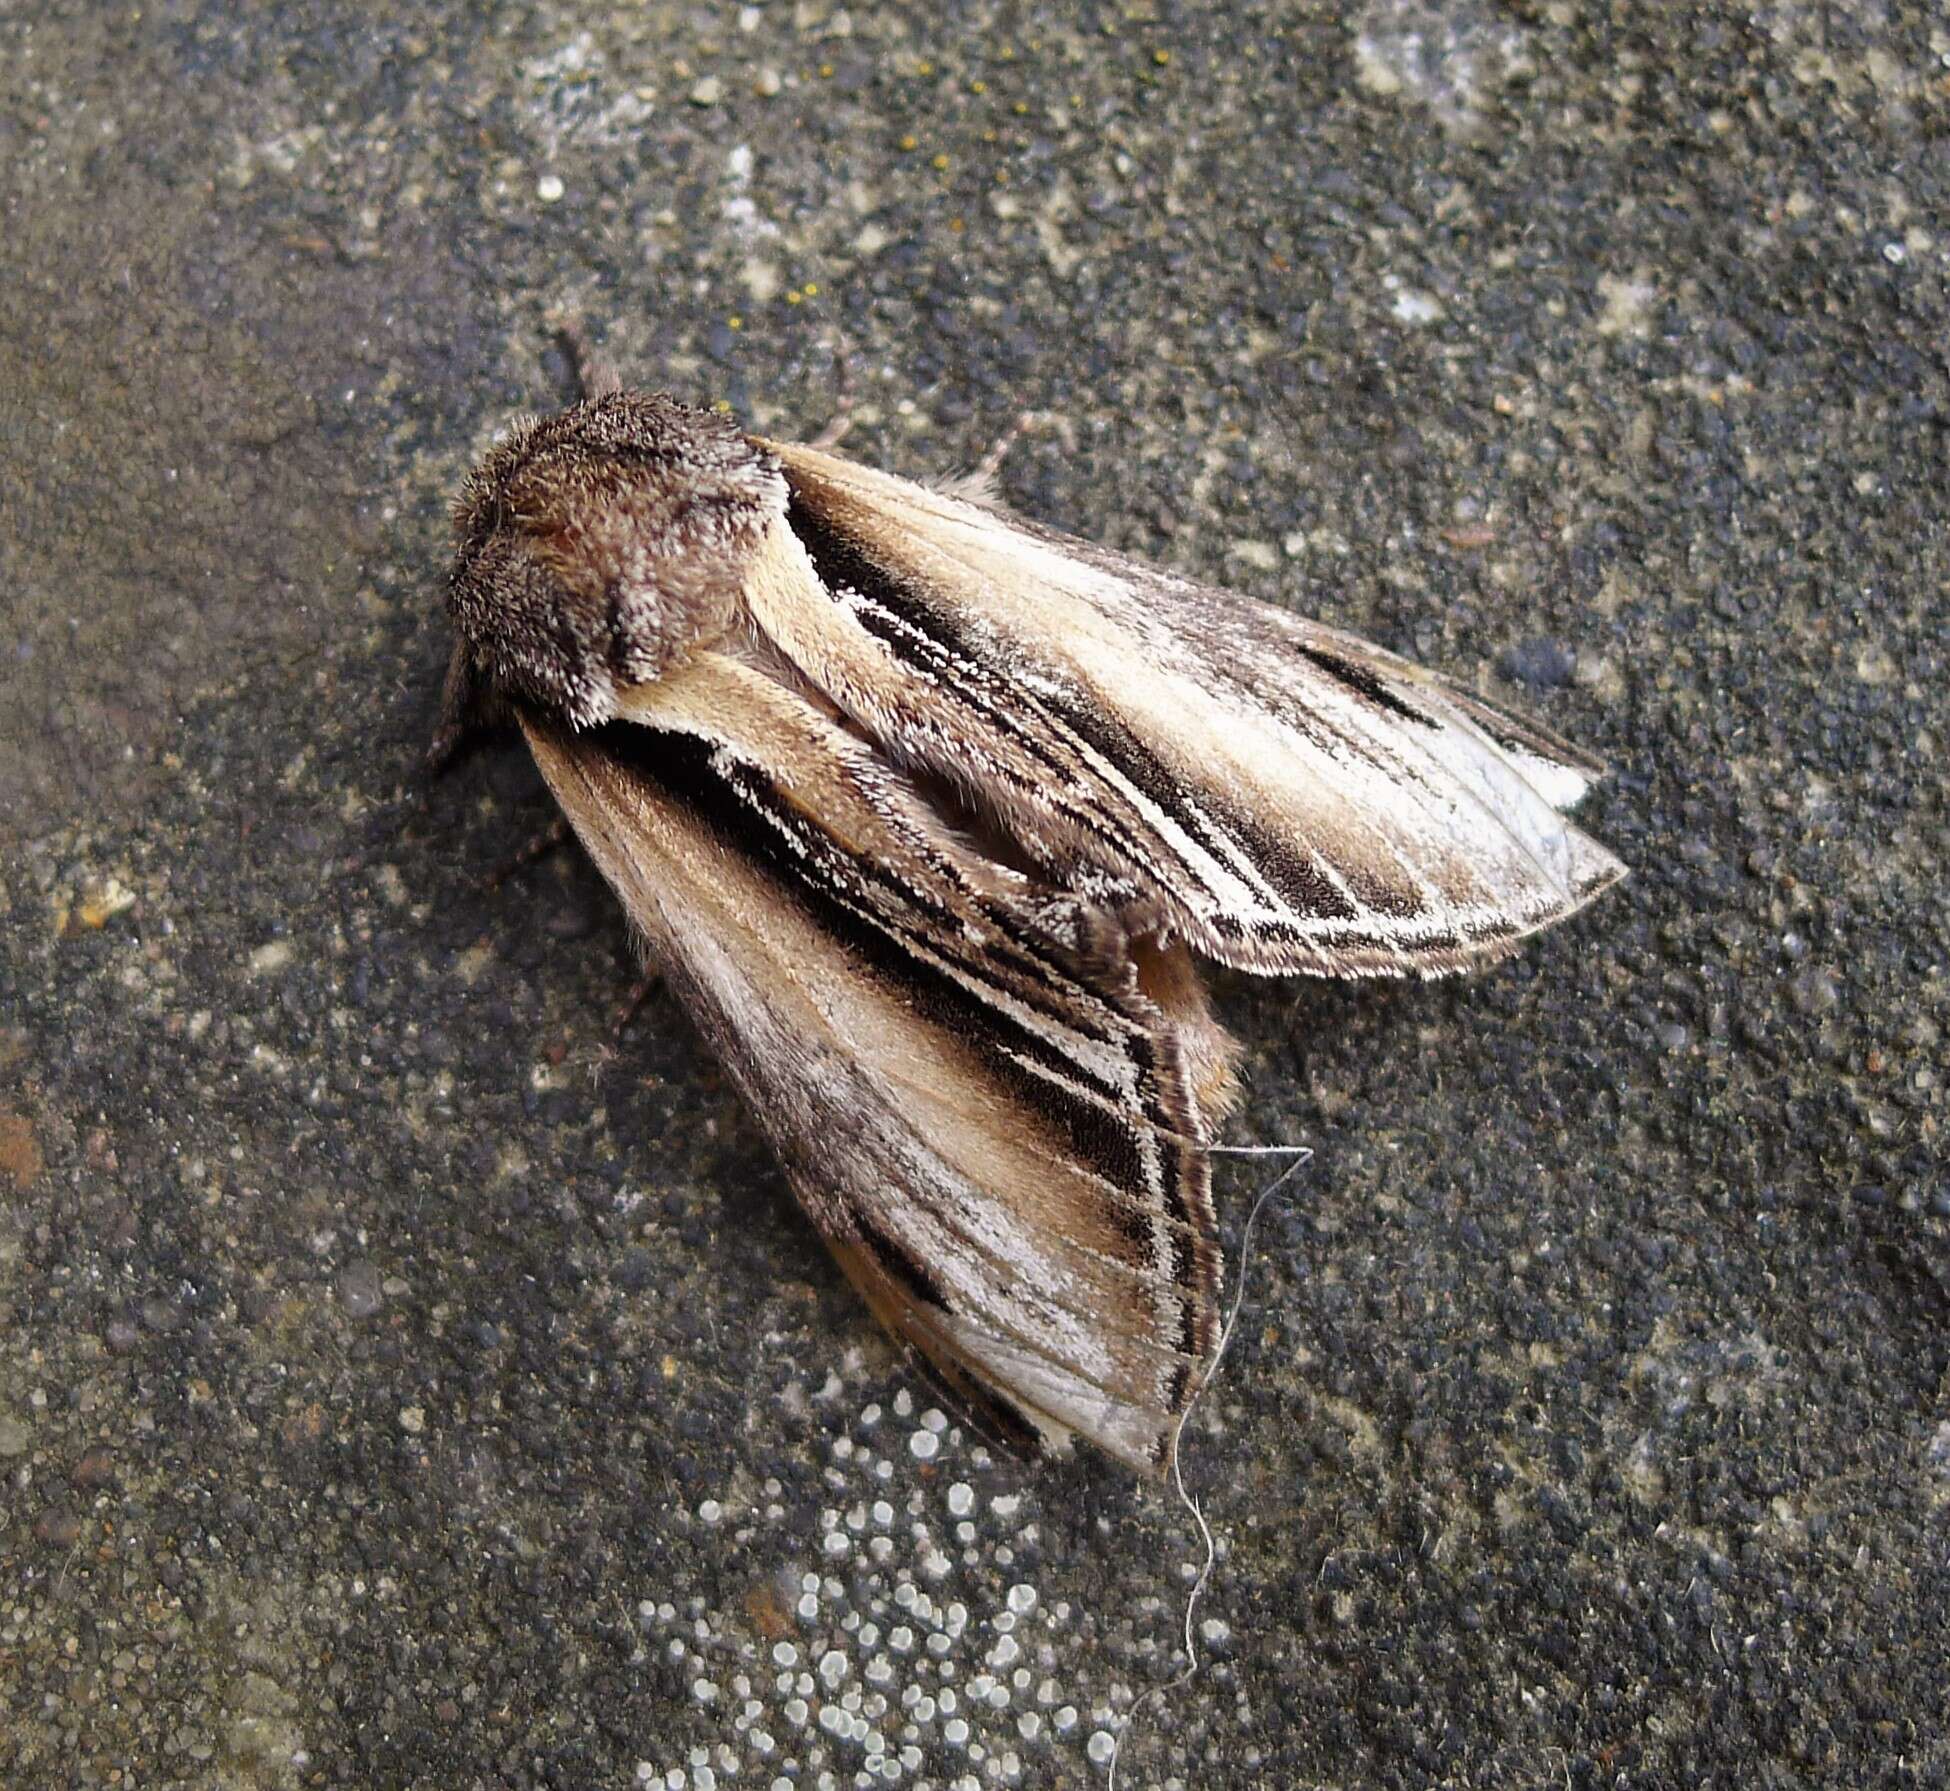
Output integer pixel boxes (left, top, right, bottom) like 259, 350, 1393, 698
437, 388, 1623, 1475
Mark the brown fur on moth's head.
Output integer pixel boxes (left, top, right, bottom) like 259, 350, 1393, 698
447, 391, 787, 728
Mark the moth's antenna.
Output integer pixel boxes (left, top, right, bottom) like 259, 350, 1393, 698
544, 313, 623, 401
808, 334, 857, 449
1106, 1143, 1312, 1791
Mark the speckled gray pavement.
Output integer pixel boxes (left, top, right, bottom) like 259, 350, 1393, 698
3, 4, 1946, 1788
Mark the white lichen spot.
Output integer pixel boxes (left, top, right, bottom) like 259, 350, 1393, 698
1227, 537, 1280, 571
1390, 287, 1442, 325
1350, 4, 1532, 137
1595, 272, 1657, 338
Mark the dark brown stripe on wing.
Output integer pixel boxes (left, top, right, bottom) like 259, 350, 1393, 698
853, 1210, 950, 1310
1293, 645, 1439, 727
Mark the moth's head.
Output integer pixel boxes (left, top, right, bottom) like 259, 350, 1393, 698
446, 391, 787, 728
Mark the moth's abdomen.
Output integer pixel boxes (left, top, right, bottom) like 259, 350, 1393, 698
446, 391, 789, 728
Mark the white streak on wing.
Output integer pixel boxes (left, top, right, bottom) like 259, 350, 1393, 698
1272, 669, 1590, 909
1499, 744, 1593, 813
835, 585, 1296, 920
872, 1138, 1120, 1381
854, 522, 1505, 928
899, 940, 1141, 1103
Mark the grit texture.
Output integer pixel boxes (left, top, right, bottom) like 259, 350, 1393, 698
2, 4, 1945, 1787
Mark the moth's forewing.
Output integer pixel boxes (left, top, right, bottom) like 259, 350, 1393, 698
753, 438, 1625, 980
520, 651, 1229, 1473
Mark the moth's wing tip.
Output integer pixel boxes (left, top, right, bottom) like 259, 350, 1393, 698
1447, 685, 1621, 817
1405, 675, 1633, 910
828, 1232, 1206, 1477
1577, 836, 1631, 896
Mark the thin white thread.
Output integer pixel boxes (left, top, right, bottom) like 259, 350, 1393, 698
1105, 1142, 1312, 1789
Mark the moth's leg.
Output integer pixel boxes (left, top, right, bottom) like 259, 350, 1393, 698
424, 646, 569, 895
426, 640, 509, 775
933, 412, 1057, 506
809, 336, 856, 449
482, 826, 668, 1030
486, 816, 573, 889
972, 411, 1035, 485
476, 816, 663, 1024
545, 314, 624, 401
607, 967, 663, 1038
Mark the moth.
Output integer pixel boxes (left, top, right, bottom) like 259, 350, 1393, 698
436, 387, 1623, 1474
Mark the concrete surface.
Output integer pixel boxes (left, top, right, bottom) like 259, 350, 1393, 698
2, 3, 1945, 1787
